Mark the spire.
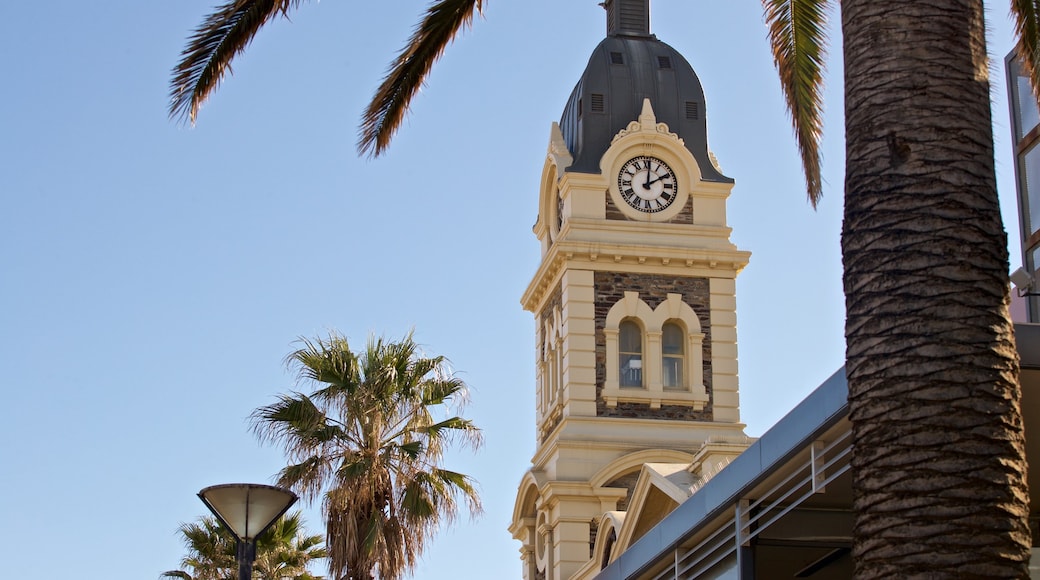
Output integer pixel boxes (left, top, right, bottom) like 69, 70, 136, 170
603, 0, 651, 37
637, 98, 657, 130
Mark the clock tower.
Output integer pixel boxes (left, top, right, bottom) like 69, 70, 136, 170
510, 1, 751, 579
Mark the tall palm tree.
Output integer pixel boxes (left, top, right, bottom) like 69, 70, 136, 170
161, 511, 326, 580
169, 0, 483, 157
764, 0, 1033, 575
251, 332, 482, 580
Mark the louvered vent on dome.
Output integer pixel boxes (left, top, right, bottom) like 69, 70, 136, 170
685, 101, 699, 120
619, 3, 646, 32
591, 94, 605, 113
605, 0, 649, 36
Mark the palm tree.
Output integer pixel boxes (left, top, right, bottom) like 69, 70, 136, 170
251, 332, 482, 580
161, 516, 236, 580
169, 0, 483, 157
161, 511, 326, 580
764, 0, 1033, 575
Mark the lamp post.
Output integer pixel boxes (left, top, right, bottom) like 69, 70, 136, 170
198, 483, 299, 580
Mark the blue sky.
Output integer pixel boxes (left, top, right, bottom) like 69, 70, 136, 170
0, 1, 1025, 578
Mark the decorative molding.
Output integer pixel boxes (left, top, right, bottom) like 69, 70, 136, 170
708, 150, 722, 173
610, 99, 684, 146
548, 122, 574, 172
520, 242, 750, 314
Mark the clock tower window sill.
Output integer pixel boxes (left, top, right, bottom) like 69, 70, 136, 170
602, 385, 708, 410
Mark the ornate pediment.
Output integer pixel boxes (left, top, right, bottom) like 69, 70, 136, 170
610, 98, 684, 146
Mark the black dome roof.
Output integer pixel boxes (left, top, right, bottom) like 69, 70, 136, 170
559, 33, 729, 183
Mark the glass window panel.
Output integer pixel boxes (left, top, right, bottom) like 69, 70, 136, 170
662, 323, 683, 388
620, 321, 641, 352
662, 323, 683, 354
1024, 144, 1040, 236
1029, 247, 1040, 324
1017, 74, 1040, 140
663, 357, 682, 388
620, 354, 643, 387
619, 321, 642, 387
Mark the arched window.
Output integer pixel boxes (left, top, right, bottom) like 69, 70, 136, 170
662, 322, 684, 388
619, 320, 643, 387
602, 292, 707, 409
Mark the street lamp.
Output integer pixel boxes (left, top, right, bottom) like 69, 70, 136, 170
198, 483, 299, 580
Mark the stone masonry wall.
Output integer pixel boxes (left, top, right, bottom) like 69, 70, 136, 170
594, 272, 713, 421
605, 191, 694, 224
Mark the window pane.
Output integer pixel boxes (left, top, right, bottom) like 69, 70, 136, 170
620, 321, 641, 352
621, 354, 642, 387
619, 321, 642, 387
662, 323, 683, 354
662, 323, 684, 388
1024, 144, 1040, 236
1017, 74, 1040, 140
663, 357, 682, 388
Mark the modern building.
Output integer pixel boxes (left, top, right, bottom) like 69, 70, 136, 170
511, 3, 1040, 578
1007, 53, 1040, 322
588, 325, 1040, 580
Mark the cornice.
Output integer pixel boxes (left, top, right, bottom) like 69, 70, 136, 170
521, 230, 751, 313
530, 417, 748, 469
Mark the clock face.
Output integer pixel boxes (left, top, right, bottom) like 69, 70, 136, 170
617, 156, 678, 213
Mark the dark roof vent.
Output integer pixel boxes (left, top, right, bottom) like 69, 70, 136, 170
610, 51, 625, 65
603, 0, 650, 37
657, 56, 672, 69
685, 101, 699, 120
591, 94, 606, 113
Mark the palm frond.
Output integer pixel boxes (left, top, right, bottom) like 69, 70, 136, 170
400, 475, 439, 519
252, 393, 346, 456
762, 0, 830, 206
333, 451, 375, 484
394, 440, 425, 460
276, 456, 333, 500
169, 0, 304, 124
358, 0, 485, 157
1012, 0, 1040, 110
432, 468, 481, 515
419, 377, 465, 406
422, 416, 479, 439
288, 334, 360, 397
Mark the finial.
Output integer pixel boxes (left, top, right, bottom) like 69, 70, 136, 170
638, 98, 657, 130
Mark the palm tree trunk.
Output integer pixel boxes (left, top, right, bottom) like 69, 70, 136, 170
841, 0, 1031, 576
